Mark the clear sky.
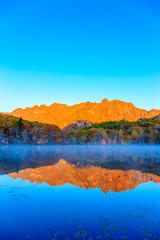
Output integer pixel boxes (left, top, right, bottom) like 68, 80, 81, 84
0, 0, 160, 112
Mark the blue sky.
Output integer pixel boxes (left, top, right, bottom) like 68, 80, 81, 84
0, 0, 160, 112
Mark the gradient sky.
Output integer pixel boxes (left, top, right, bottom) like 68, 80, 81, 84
0, 0, 160, 112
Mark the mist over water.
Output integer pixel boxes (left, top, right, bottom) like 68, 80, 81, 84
0, 145, 160, 175
0, 145, 160, 239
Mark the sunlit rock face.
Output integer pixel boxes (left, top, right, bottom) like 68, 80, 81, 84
9, 159, 160, 194
7, 99, 160, 128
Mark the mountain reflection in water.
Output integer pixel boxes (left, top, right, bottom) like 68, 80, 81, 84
0, 145, 160, 240
0, 145, 159, 193
9, 159, 160, 194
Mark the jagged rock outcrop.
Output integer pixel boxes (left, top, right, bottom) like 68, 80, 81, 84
62, 121, 92, 132
6, 99, 160, 129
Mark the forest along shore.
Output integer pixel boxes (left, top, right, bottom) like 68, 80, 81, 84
0, 114, 160, 145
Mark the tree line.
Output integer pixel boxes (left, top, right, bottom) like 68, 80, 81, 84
0, 114, 160, 145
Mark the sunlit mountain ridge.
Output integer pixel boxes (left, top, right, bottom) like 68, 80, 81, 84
6, 98, 160, 129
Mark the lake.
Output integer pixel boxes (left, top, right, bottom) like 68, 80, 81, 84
0, 145, 160, 240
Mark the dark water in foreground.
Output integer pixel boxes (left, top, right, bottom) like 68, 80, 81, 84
0, 145, 160, 240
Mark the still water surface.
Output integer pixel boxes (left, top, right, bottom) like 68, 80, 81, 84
0, 145, 160, 240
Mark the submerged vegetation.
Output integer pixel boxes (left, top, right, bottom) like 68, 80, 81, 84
0, 113, 160, 144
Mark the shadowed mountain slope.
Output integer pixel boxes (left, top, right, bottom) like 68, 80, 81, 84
0, 114, 62, 144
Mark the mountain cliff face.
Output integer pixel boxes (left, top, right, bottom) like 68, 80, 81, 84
9, 159, 160, 194
7, 99, 160, 129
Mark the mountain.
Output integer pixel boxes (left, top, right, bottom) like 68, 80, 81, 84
9, 159, 160, 194
6, 98, 160, 129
